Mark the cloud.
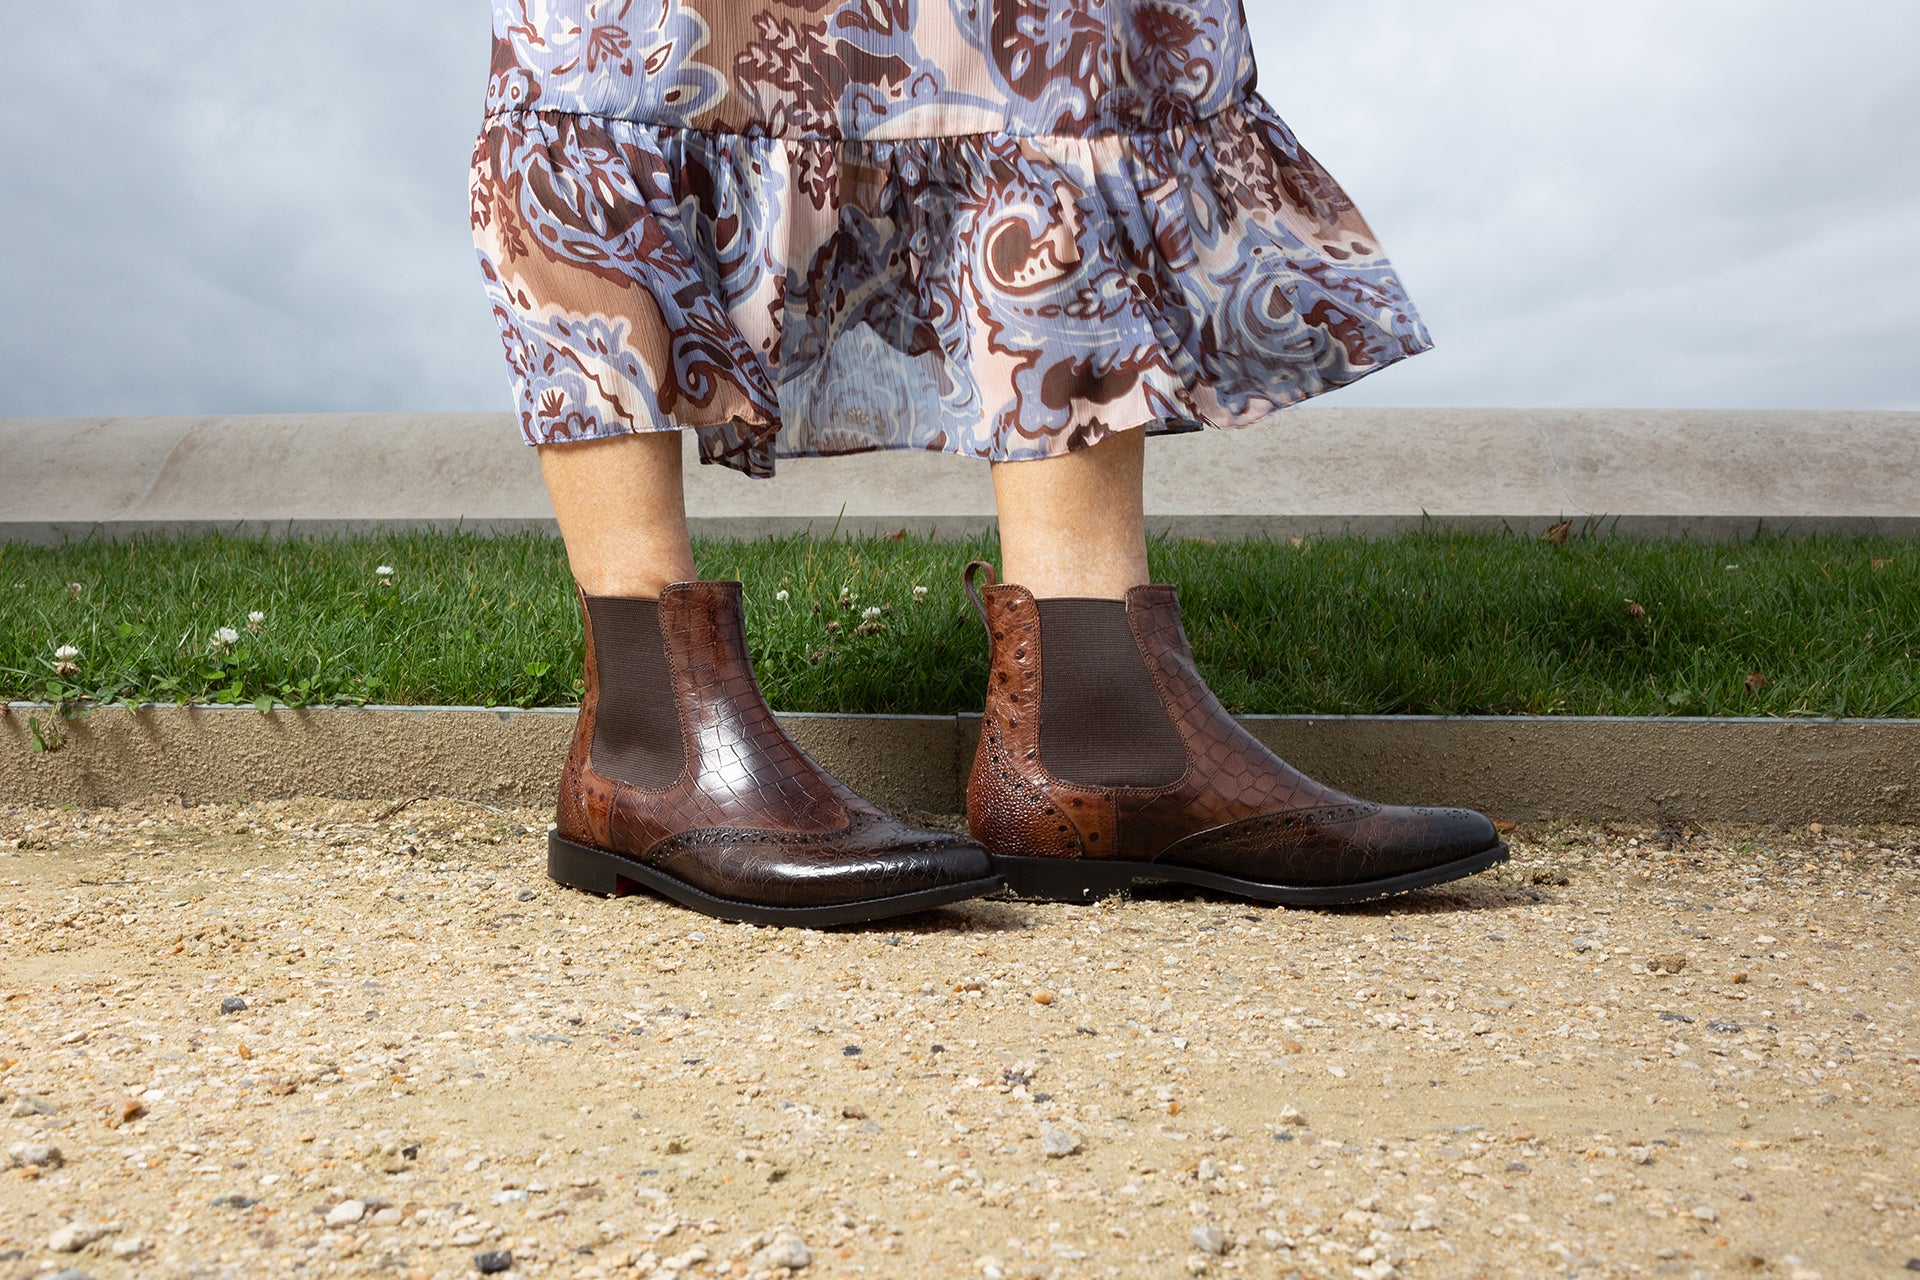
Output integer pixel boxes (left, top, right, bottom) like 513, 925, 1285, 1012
2, 0, 1915, 418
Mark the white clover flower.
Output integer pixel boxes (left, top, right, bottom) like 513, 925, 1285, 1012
213, 626, 240, 646
248, 610, 265, 624
861, 606, 882, 621
912, 585, 928, 600
775, 589, 790, 602
375, 565, 395, 577
54, 644, 80, 661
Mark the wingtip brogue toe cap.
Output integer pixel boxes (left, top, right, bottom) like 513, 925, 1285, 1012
649, 827, 996, 908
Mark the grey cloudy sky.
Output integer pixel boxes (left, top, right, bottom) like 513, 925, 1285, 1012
3, 0, 1917, 419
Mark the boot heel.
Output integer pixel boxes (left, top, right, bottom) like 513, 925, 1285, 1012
547, 831, 636, 897
995, 855, 1141, 903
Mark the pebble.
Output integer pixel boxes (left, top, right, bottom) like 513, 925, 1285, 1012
1691, 1206, 1718, 1222
50, 1271, 92, 1280
48, 1222, 114, 1253
219, 995, 248, 1014
474, 1249, 514, 1274
750, 1227, 812, 1271
1190, 1224, 1228, 1256
7, 1093, 59, 1117
325, 1199, 367, 1227
7, 1140, 64, 1169
1039, 1129, 1082, 1158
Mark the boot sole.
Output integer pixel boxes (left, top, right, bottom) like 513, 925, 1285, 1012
547, 831, 1005, 927
992, 842, 1510, 907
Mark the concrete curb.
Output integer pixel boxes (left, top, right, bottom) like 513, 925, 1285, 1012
5, 703, 1916, 823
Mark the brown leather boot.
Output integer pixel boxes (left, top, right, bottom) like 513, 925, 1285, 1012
548, 579, 1001, 925
962, 562, 1507, 904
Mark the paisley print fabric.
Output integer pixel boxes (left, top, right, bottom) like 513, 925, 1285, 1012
470, 0, 1433, 477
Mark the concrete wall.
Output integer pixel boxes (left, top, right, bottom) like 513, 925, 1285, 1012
6, 408, 1918, 543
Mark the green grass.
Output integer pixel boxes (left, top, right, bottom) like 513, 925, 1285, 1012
3, 530, 1917, 718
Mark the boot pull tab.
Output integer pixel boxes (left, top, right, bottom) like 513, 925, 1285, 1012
961, 559, 997, 630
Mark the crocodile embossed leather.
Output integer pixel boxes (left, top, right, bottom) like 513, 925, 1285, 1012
963, 561, 1507, 905
548, 579, 999, 924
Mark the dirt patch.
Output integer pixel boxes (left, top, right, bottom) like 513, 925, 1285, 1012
1, 798, 1917, 1278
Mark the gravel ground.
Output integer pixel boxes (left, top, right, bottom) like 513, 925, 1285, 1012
1, 797, 1917, 1280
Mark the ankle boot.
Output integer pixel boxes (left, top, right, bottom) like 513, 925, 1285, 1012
962, 562, 1507, 904
548, 579, 1000, 925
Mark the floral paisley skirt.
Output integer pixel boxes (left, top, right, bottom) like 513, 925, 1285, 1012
469, 1, 1433, 477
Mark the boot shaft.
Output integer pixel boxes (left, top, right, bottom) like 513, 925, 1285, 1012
561, 580, 850, 849
966, 564, 1350, 860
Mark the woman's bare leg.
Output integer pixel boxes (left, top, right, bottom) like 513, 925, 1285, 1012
990, 427, 1150, 598
538, 430, 697, 597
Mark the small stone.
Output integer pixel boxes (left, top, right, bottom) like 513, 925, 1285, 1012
841, 1105, 867, 1120
1594, 1192, 1617, 1206
49, 1222, 114, 1253
325, 1199, 367, 1226
1032, 990, 1055, 1005
474, 1250, 514, 1274
8, 1140, 64, 1169
1470, 1020, 1494, 1036
220, 996, 248, 1014
977, 1254, 1005, 1279
750, 1227, 812, 1270
1648, 955, 1687, 975
372, 1207, 403, 1226
1185, 1255, 1209, 1275
1190, 1224, 1228, 1256
491, 1189, 529, 1205
1408, 1212, 1438, 1232
109, 1238, 149, 1259
50, 1271, 92, 1280
7, 1093, 59, 1117
1040, 1129, 1082, 1158
1277, 1106, 1306, 1126
1691, 1206, 1718, 1222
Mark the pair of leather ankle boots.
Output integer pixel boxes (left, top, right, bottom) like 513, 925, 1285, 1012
547, 563, 1506, 926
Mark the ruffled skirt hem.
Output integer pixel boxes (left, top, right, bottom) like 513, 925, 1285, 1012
469, 91, 1432, 478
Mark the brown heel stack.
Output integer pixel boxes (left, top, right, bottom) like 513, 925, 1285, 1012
961, 561, 1507, 905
